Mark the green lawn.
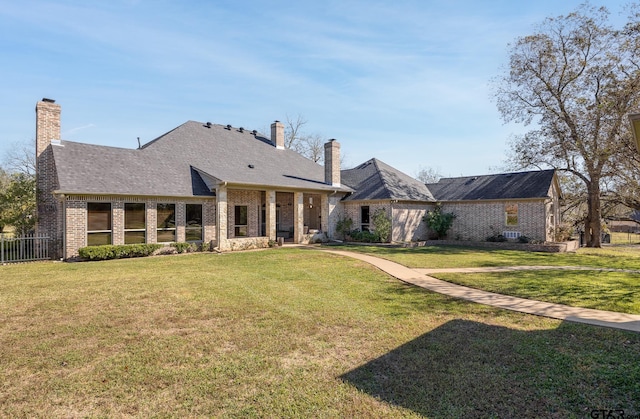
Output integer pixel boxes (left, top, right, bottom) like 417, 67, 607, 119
344, 243, 640, 270
1, 249, 639, 417
434, 270, 640, 314
343, 244, 640, 314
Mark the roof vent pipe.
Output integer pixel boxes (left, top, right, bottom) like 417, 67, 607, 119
205, 122, 212, 128
226, 124, 232, 130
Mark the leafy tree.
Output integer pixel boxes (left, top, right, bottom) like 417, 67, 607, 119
0, 173, 36, 236
335, 217, 353, 241
1, 140, 37, 235
0, 167, 10, 233
372, 208, 391, 242
493, 4, 640, 247
423, 203, 455, 239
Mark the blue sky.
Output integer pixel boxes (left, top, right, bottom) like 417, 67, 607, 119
0, 0, 631, 178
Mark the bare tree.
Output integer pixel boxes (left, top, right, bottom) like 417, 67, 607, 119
493, 4, 640, 247
284, 114, 331, 163
301, 133, 325, 163
284, 114, 308, 152
3, 140, 35, 176
415, 166, 442, 184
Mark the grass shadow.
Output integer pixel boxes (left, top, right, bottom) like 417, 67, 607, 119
340, 319, 640, 418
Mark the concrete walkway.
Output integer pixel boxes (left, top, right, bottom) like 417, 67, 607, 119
314, 247, 640, 333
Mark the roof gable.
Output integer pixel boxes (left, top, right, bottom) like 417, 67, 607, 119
426, 169, 557, 201
342, 158, 435, 202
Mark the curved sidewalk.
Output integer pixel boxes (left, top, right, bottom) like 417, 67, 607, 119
318, 248, 640, 333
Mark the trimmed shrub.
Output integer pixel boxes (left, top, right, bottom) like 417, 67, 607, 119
336, 217, 353, 241
486, 234, 507, 242
78, 244, 163, 261
423, 203, 456, 240
349, 229, 380, 243
372, 209, 392, 242
171, 242, 197, 254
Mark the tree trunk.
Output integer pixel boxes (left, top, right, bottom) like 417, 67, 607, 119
584, 181, 602, 248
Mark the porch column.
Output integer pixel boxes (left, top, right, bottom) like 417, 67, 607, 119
266, 190, 276, 240
216, 185, 229, 250
293, 191, 304, 244
321, 194, 329, 234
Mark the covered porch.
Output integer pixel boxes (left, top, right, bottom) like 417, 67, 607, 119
215, 186, 331, 251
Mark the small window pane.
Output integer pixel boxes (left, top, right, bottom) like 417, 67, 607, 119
88, 203, 111, 231
186, 204, 202, 228
157, 229, 176, 242
186, 204, 203, 242
125, 203, 145, 229
87, 232, 112, 246
186, 229, 202, 242
157, 204, 176, 229
125, 231, 146, 244
235, 206, 247, 225
505, 203, 518, 226
361, 206, 370, 224
361, 206, 370, 231
234, 226, 247, 237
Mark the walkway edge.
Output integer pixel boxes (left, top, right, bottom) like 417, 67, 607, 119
317, 248, 640, 333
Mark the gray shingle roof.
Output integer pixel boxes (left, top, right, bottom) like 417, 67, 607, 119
52, 121, 352, 196
426, 169, 557, 201
341, 158, 435, 202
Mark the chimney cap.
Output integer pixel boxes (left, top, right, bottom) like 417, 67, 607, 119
42, 98, 56, 103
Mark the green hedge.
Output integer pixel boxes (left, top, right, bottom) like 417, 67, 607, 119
349, 229, 381, 243
170, 242, 197, 253
78, 244, 163, 261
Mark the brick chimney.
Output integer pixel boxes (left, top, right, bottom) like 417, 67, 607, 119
36, 98, 61, 162
35, 98, 62, 256
271, 120, 284, 149
324, 139, 340, 187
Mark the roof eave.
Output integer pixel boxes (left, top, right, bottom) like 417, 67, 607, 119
53, 190, 215, 199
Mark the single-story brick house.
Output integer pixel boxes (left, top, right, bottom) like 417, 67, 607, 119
427, 170, 562, 242
34, 99, 562, 259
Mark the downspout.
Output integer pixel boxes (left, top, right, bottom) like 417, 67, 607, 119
55, 193, 65, 260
